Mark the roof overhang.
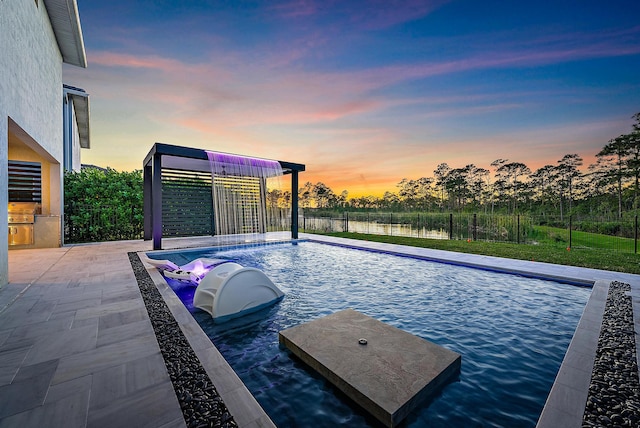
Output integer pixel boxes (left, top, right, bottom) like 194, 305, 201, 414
143, 143, 306, 175
43, 0, 87, 68
64, 85, 90, 148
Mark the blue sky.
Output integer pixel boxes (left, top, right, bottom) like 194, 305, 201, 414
64, 0, 640, 196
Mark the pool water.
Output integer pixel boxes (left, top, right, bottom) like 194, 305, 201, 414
157, 241, 591, 427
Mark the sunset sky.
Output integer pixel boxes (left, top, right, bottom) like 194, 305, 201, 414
64, 0, 640, 197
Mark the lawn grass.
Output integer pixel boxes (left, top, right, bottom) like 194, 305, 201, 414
530, 226, 637, 252
318, 232, 640, 275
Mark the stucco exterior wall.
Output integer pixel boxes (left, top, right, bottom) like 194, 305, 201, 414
0, 118, 6, 288
0, 0, 64, 287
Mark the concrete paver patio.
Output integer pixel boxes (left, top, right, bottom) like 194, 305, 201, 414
1, 234, 639, 427
1, 241, 185, 427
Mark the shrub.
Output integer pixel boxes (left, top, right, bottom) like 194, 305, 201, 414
64, 167, 143, 242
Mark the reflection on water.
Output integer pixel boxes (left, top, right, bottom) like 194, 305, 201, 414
303, 217, 449, 239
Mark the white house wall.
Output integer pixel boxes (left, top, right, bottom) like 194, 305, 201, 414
0, 0, 65, 287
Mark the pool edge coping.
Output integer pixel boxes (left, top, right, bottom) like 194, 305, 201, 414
535, 279, 609, 428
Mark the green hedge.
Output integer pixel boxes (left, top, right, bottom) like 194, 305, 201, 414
64, 168, 144, 243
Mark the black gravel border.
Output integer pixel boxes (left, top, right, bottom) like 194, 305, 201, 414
128, 252, 238, 428
583, 281, 640, 427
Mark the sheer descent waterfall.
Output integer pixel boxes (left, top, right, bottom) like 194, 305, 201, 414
206, 151, 283, 236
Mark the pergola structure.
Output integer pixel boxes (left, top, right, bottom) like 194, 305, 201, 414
143, 143, 305, 250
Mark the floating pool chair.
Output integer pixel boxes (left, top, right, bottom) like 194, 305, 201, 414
194, 262, 284, 322
144, 256, 230, 284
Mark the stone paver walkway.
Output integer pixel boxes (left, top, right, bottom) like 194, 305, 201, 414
1, 241, 185, 427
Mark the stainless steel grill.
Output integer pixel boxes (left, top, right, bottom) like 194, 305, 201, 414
8, 202, 40, 246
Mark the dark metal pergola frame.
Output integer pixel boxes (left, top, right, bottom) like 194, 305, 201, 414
143, 142, 305, 250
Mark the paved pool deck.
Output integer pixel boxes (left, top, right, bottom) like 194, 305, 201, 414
0, 232, 638, 427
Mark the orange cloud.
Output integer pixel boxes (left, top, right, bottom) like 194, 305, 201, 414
65, 17, 639, 198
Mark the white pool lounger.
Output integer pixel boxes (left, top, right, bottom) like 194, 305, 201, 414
193, 262, 284, 322
144, 256, 230, 283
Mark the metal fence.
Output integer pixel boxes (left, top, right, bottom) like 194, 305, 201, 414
301, 212, 640, 254
64, 205, 143, 243
64, 203, 640, 254
64, 205, 291, 244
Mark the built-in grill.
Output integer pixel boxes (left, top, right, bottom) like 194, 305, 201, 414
8, 202, 40, 246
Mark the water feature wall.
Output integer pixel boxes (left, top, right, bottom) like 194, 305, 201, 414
206, 151, 283, 236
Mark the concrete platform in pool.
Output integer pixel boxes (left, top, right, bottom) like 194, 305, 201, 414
0, 232, 638, 427
279, 308, 461, 427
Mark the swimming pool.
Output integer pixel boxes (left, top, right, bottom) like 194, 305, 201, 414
153, 241, 591, 427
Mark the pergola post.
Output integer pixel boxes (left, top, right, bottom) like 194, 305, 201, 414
143, 163, 152, 240
152, 153, 163, 250
291, 170, 299, 239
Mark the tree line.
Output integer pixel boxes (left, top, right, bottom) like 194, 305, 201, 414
283, 112, 640, 219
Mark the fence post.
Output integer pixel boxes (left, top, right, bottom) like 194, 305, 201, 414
517, 215, 520, 244
473, 213, 477, 241
390, 213, 393, 236
635, 215, 638, 254
569, 215, 572, 249
449, 213, 453, 240
345, 212, 349, 233
303, 214, 306, 231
